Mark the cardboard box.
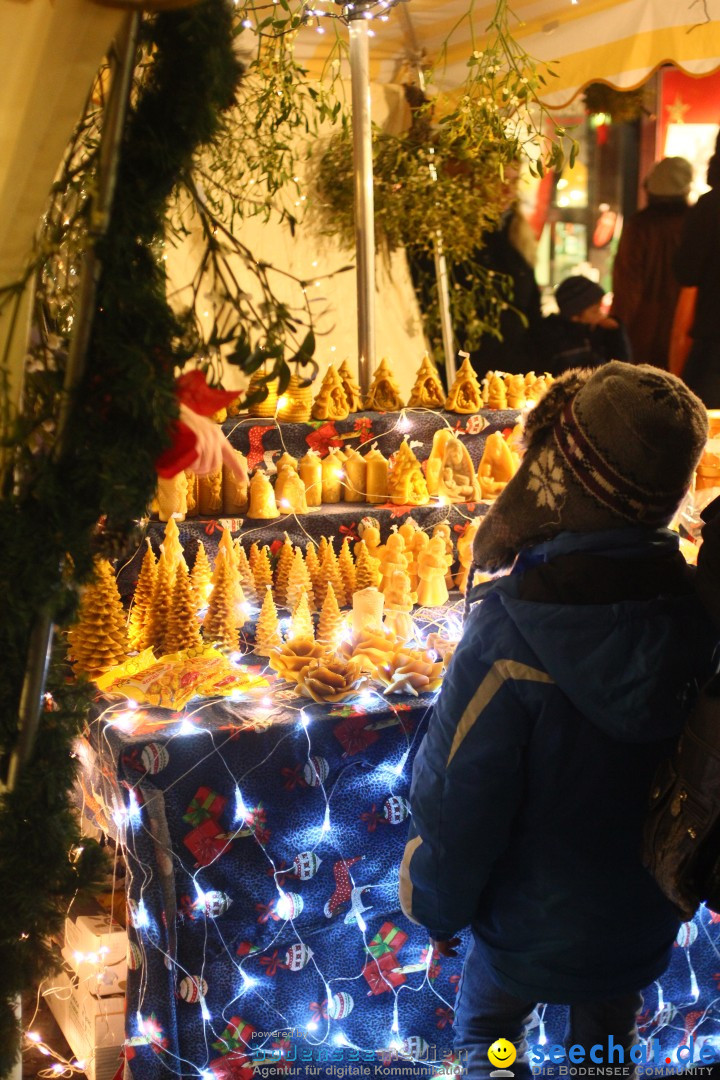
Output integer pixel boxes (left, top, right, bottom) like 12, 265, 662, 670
61, 944, 126, 998
64, 913, 127, 995
44, 969, 124, 1080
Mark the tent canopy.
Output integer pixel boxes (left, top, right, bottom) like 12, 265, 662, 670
294, 0, 720, 107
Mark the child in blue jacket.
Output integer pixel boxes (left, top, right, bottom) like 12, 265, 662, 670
400, 363, 716, 1079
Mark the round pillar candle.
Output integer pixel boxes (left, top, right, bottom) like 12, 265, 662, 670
299, 451, 322, 507
364, 447, 389, 504
343, 448, 367, 502
321, 449, 346, 503
352, 586, 385, 634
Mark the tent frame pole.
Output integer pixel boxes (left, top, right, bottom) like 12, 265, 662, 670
396, 2, 456, 384
348, 10, 376, 396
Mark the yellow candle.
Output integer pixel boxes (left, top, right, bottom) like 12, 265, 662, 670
275, 465, 308, 514
343, 447, 367, 503
321, 448, 345, 503
222, 450, 249, 514
299, 451, 323, 507
352, 586, 385, 634
198, 469, 223, 516
247, 471, 280, 519
364, 447, 389, 505
157, 473, 188, 522
185, 470, 199, 517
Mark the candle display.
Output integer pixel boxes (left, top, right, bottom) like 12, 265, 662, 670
416, 535, 452, 607
477, 431, 518, 500
505, 373, 527, 409
486, 372, 508, 410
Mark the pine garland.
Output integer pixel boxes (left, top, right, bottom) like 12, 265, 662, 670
0, 3, 243, 1067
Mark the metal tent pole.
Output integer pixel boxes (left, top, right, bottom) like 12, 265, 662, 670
348, 10, 376, 397
396, 3, 456, 384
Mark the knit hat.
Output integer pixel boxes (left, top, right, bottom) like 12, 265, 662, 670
555, 276, 605, 319
472, 362, 708, 573
645, 156, 693, 198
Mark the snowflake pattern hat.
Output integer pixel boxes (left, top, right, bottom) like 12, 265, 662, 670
472, 362, 708, 573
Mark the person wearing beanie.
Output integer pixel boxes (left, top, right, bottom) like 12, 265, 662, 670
611, 157, 693, 368
400, 363, 718, 1079
537, 273, 631, 375
673, 132, 720, 406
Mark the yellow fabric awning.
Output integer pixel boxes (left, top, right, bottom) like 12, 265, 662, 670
293, 0, 720, 107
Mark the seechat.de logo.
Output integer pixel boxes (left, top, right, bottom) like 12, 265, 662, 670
488, 1037, 517, 1077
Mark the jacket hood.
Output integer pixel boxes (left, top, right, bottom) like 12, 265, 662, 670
485, 529, 716, 742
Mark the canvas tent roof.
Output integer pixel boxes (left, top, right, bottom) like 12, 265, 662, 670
293, 0, 720, 107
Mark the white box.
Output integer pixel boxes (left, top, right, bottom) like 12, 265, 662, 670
65, 913, 127, 970
44, 969, 124, 1080
61, 944, 126, 998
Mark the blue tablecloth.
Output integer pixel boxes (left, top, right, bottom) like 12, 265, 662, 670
78, 686, 720, 1079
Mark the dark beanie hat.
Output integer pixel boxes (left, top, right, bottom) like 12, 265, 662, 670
473, 362, 708, 572
555, 275, 605, 318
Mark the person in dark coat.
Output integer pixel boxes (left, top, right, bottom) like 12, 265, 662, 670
611, 156, 692, 368
461, 206, 544, 376
538, 275, 631, 375
673, 144, 720, 407
400, 363, 716, 1079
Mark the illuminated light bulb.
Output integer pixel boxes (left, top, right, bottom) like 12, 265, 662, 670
72, 1064, 85, 1072
356, 911, 367, 933
125, 698, 139, 710
277, 395, 289, 410
691, 968, 699, 1001
367, 28, 375, 35
135, 900, 149, 929
306, 1021, 318, 1032
52, 1065, 64, 1075
279, 499, 291, 509
316, 26, 325, 33
27, 1032, 41, 1043
392, 999, 400, 1033
128, 789, 142, 823
261, 696, 273, 708
300, 710, 310, 728
111, 710, 136, 730
201, 1072, 215, 1080
229, 651, 243, 664
38, 1046, 51, 1057
359, 690, 376, 706
200, 996, 211, 1022
334, 1032, 349, 1047
178, 718, 198, 736
330, 345, 337, 352
399, 413, 411, 432
240, 970, 257, 990
312, 261, 318, 267
235, 787, 249, 823
538, 1018, 547, 1045
321, 805, 331, 833
241, 17, 252, 26
394, 750, 410, 775
334, 469, 345, 479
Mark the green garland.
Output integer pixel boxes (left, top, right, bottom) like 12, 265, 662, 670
0, 4, 242, 1069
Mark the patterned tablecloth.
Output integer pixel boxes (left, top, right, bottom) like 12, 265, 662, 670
78, 684, 720, 1079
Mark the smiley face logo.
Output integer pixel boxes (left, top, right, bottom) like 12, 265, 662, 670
488, 1038, 517, 1070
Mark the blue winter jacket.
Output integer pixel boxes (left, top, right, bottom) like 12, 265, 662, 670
400, 528, 718, 1003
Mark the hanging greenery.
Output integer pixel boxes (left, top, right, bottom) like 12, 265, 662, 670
583, 82, 649, 125
311, 0, 577, 358
0, 3, 243, 1066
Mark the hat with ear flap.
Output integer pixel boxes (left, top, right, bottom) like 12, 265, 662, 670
472, 362, 708, 574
